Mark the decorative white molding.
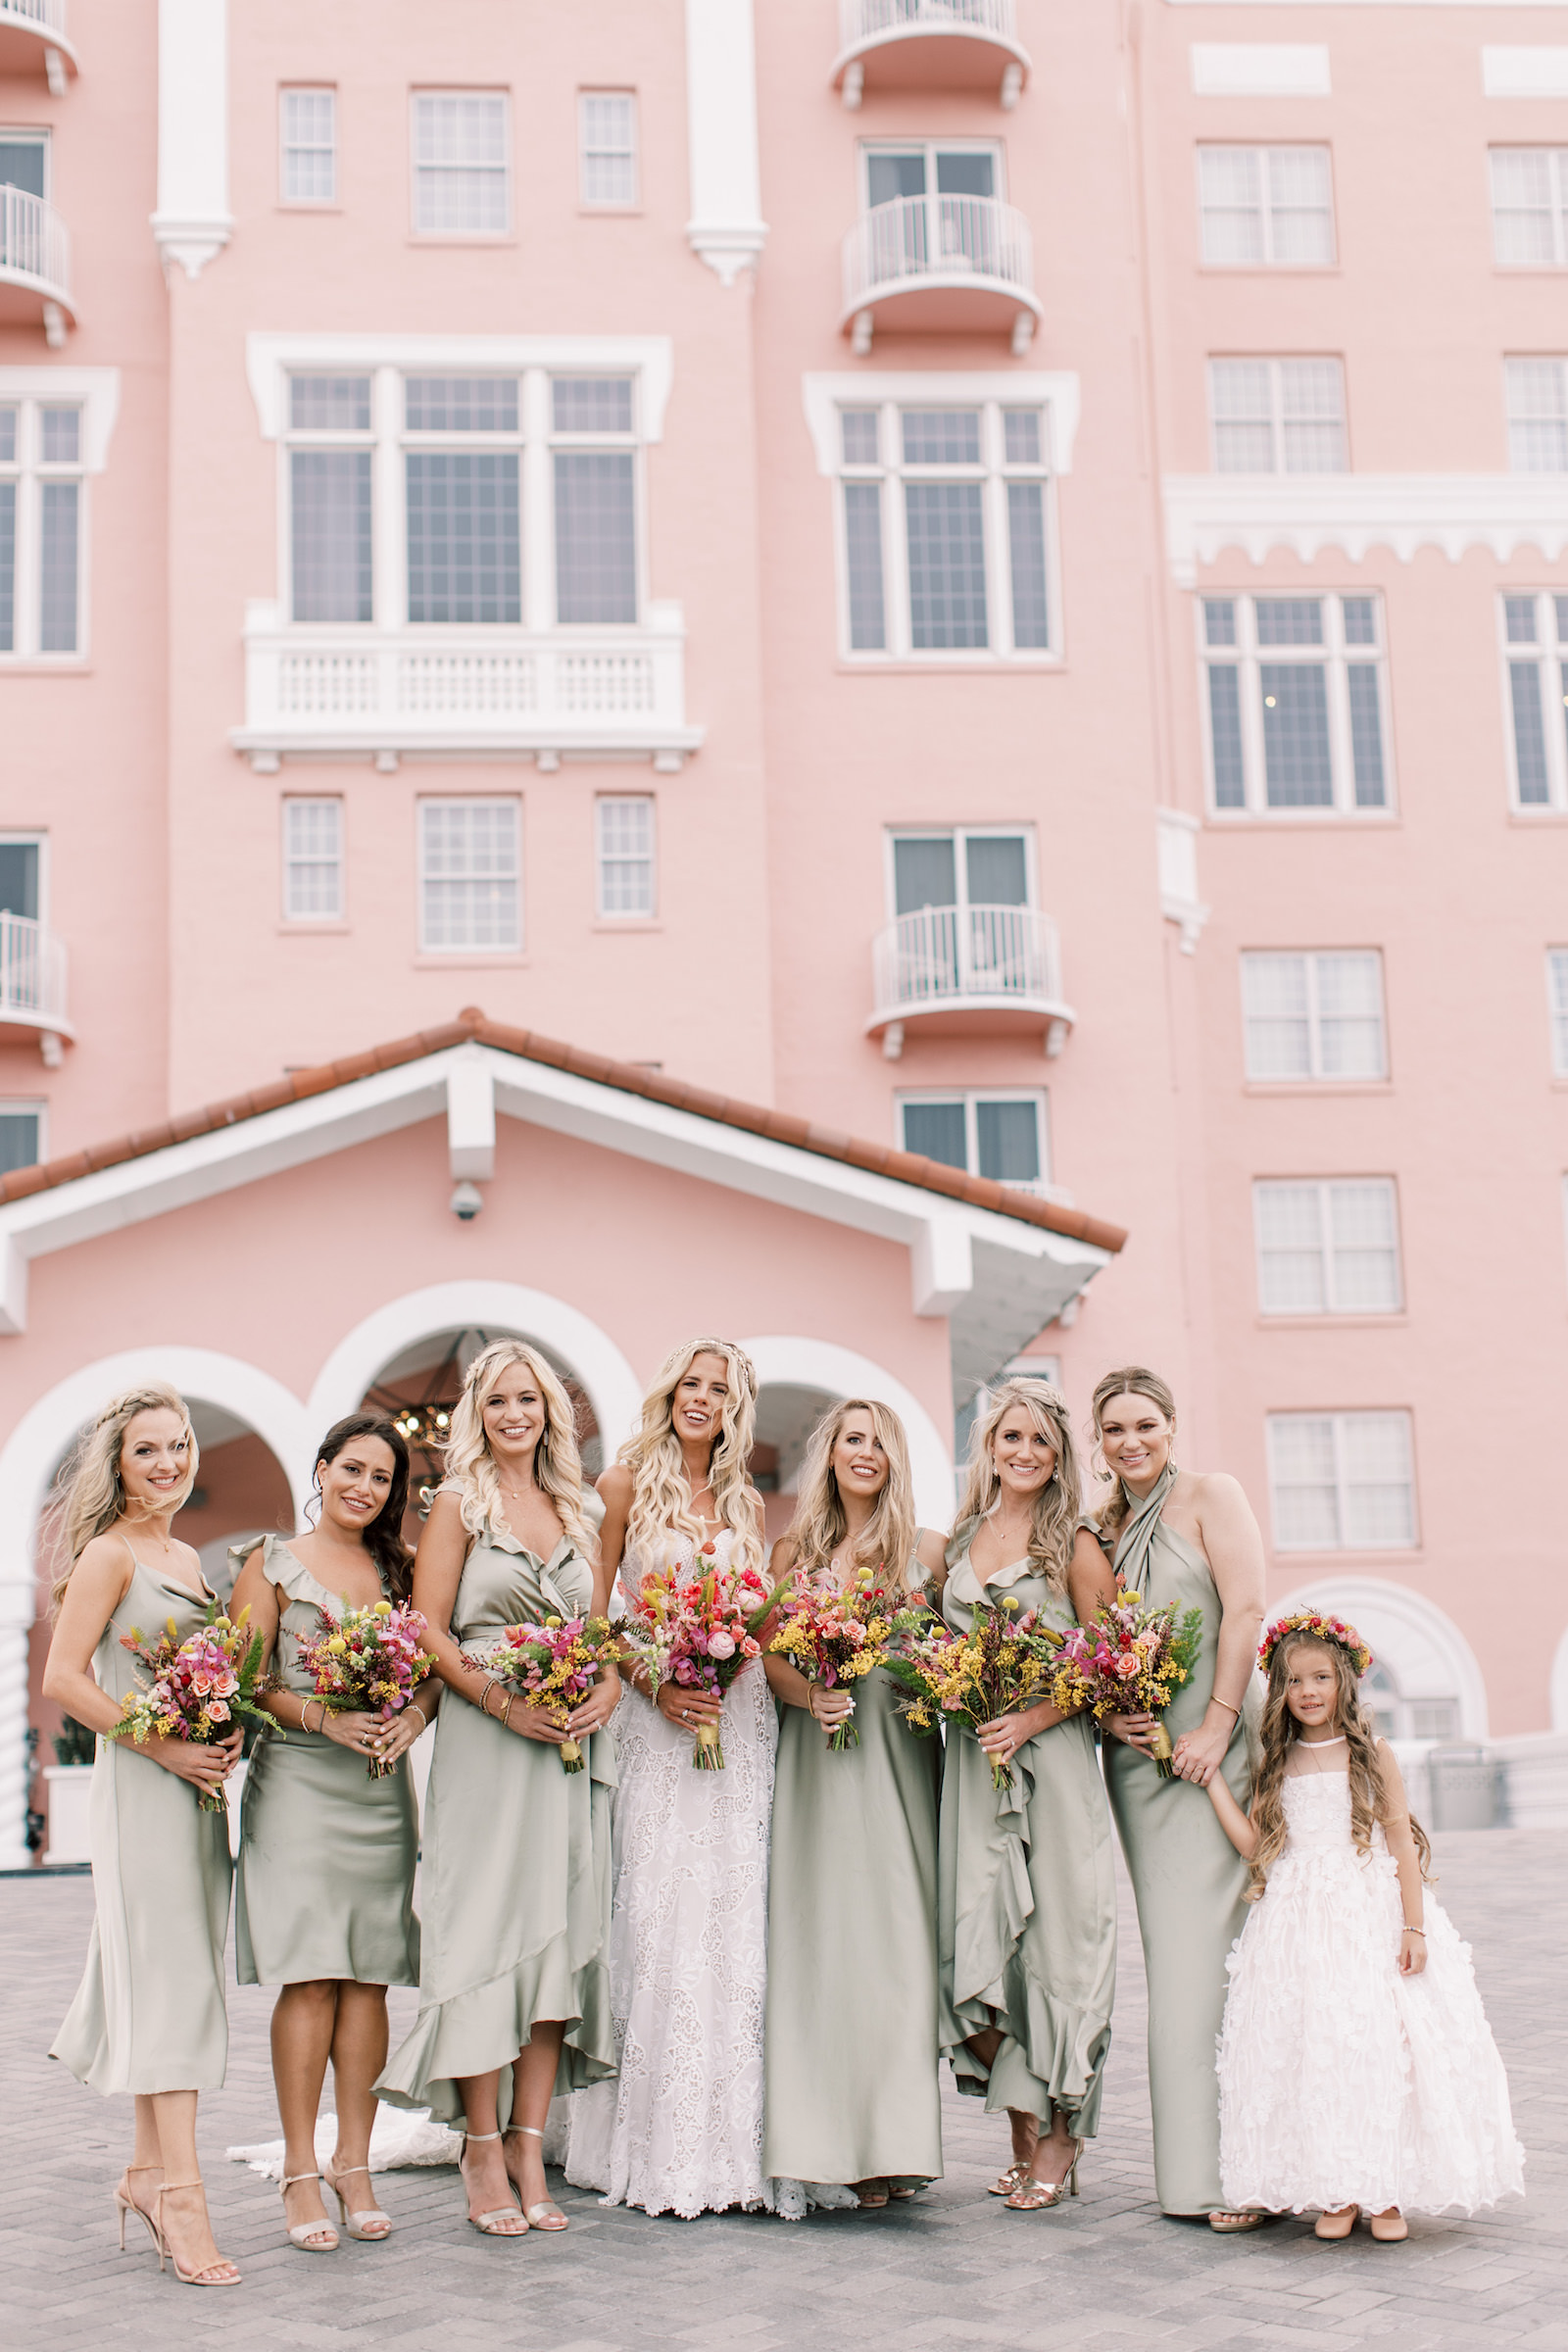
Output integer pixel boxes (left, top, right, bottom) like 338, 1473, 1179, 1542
1191, 42, 1331, 94
1162, 472, 1568, 583
1483, 44, 1568, 96
446, 1051, 496, 1182
740, 1334, 954, 1527
685, 0, 768, 284
244, 332, 676, 445
152, 0, 232, 280
0, 366, 119, 468
803, 369, 1082, 475
1156, 808, 1209, 954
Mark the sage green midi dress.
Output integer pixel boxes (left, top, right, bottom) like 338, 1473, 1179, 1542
938, 1529, 1117, 2132
761, 1561, 943, 2188
235, 1537, 419, 1988
1099, 1470, 1253, 2215
376, 1532, 616, 2127
51, 1546, 233, 2094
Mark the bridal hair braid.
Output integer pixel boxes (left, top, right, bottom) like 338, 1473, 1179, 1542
49, 1382, 200, 1611
618, 1337, 762, 1575
788, 1398, 918, 1591
310, 1413, 415, 1603
956, 1378, 1082, 1592
440, 1340, 595, 1557
1088, 1364, 1179, 1545
1246, 1634, 1433, 1900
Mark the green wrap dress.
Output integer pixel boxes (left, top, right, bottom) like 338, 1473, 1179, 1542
235, 1537, 419, 1988
938, 1528, 1117, 2132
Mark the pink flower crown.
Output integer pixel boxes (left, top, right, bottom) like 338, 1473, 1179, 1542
1258, 1608, 1373, 1679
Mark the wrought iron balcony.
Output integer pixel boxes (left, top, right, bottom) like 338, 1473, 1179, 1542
0, 1, 75, 92
834, 1, 1029, 109
0, 911, 72, 1063
842, 193, 1041, 355
0, 185, 74, 345
868, 904, 1074, 1058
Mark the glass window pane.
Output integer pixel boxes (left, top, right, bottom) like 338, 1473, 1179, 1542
1210, 361, 1275, 471
1003, 411, 1042, 465
281, 89, 336, 204
905, 482, 987, 649
1328, 1181, 1400, 1311
0, 138, 47, 199
902, 410, 981, 465
902, 1100, 968, 1169
554, 451, 636, 624
1243, 952, 1311, 1078
0, 408, 14, 463
1255, 598, 1323, 646
1491, 147, 1558, 265
844, 482, 886, 651
412, 93, 510, 234
405, 377, 518, 431
1505, 594, 1539, 643
975, 1100, 1040, 1184
1203, 597, 1237, 648
553, 377, 633, 434
964, 836, 1028, 907
580, 92, 637, 206
406, 453, 519, 624
291, 451, 371, 623
420, 800, 520, 951
1254, 1182, 1327, 1313
935, 151, 995, 199
1269, 1414, 1341, 1547
1347, 666, 1386, 808
1507, 359, 1568, 472
841, 410, 880, 466
1265, 146, 1335, 265
40, 408, 79, 464
0, 1112, 39, 1176
1315, 951, 1387, 1078
38, 480, 78, 652
1510, 662, 1550, 804
1207, 664, 1246, 808
1342, 596, 1376, 646
1554, 597, 1568, 643
1260, 663, 1334, 807
867, 152, 926, 207
1005, 480, 1050, 649
1199, 146, 1264, 265
0, 842, 39, 918
283, 798, 343, 920
291, 375, 371, 431
893, 835, 957, 914
0, 481, 14, 654
1279, 360, 1346, 472
1341, 1412, 1414, 1546
597, 797, 655, 915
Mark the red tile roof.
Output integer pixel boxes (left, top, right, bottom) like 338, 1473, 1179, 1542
0, 1008, 1128, 1253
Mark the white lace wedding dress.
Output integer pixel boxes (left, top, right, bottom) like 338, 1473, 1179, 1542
1217, 1768, 1524, 2216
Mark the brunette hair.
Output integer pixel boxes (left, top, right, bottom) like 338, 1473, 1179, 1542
787, 1398, 918, 1592
312, 1413, 415, 1603
956, 1378, 1082, 1592
1246, 1633, 1433, 1899
1088, 1364, 1179, 1545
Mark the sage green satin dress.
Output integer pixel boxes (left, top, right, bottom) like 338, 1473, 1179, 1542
51, 1548, 233, 2094
1099, 1470, 1253, 2215
376, 1533, 616, 2126
938, 1529, 1117, 2132
761, 1560, 943, 2188
236, 1537, 419, 1987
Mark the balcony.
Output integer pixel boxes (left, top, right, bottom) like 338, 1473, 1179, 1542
232, 602, 705, 774
842, 194, 1041, 355
0, 911, 72, 1064
0, 2, 76, 92
0, 185, 74, 345
834, 1, 1030, 110
868, 904, 1075, 1058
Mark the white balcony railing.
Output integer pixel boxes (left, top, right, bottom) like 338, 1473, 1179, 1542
869, 904, 1074, 1057
835, 1, 1028, 107
0, 2, 76, 90
0, 911, 72, 1060
842, 194, 1041, 353
0, 186, 74, 343
232, 603, 705, 773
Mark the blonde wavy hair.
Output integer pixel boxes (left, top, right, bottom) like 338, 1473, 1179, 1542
1088, 1364, 1178, 1546
618, 1337, 762, 1575
1246, 1634, 1432, 1900
786, 1398, 919, 1591
956, 1378, 1082, 1591
49, 1383, 199, 1611
440, 1340, 595, 1558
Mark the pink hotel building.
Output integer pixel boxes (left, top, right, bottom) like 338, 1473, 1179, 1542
1, 0, 1566, 1863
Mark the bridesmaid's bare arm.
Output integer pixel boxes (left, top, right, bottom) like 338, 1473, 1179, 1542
42, 1537, 237, 1788
1171, 1472, 1265, 1787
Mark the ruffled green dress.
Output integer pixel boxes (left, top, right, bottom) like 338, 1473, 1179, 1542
938, 1527, 1117, 2132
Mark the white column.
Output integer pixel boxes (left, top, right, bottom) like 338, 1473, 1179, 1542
684, 0, 768, 285
151, 0, 233, 280
0, 1604, 34, 1871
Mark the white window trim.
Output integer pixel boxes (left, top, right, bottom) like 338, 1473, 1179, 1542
858, 135, 1007, 211
595, 793, 657, 919
1505, 354, 1568, 473
1200, 593, 1395, 818
0, 1097, 46, 1172
1241, 950, 1390, 1084
1266, 1409, 1419, 1553
279, 86, 337, 208
882, 824, 1039, 921
1548, 948, 1568, 1076
409, 89, 513, 240
1498, 590, 1568, 810
1197, 142, 1338, 269
0, 125, 49, 199
416, 795, 523, 956
578, 90, 639, 211
1207, 356, 1348, 475
0, 374, 113, 664
0, 830, 48, 926
1252, 1176, 1403, 1317
1490, 145, 1568, 267
897, 1087, 1054, 1194
280, 797, 345, 924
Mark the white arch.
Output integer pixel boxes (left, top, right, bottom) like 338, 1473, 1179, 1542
1270, 1573, 1490, 1741
308, 1282, 645, 1463
739, 1335, 954, 1528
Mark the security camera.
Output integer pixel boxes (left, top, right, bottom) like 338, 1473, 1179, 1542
450, 1181, 483, 1221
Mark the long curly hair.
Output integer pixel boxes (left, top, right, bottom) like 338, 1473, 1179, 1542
49, 1382, 200, 1611
1088, 1364, 1178, 1545
786, 1397, 918, 1591
440, 1340, 595, 1558
955, 1378, 1082, 1591
618, 1336, 762, 1575
310, 1413, 415, 1603
1246, 1633, 1433, 1900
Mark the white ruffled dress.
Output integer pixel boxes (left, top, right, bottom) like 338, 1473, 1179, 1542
1217, 1770, 1524, 2217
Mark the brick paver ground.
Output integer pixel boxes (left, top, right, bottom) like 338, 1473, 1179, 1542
2, 1829, 1560, 2352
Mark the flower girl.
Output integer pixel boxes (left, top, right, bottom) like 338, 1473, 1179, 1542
1206, 1612, 1523, 2239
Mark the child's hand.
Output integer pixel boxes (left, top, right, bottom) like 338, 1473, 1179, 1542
1397, 1928, 1427, 1977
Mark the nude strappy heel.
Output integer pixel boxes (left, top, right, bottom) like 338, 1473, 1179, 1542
152, 2181, 242, 2284
114, 2163, 164, 2253
460, 2132, 527, 2235
506, 2123, 568, 2230
1004, 2136, 1083, 2211
324, 2161, 392, 2241
279, 2170, 338, 2251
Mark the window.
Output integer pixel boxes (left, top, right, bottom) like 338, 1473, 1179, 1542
1253, 1179, 1402, 1315
0, 395, 84, 657
834, 400, 1054, 660
0, 837, 40, 921
418, 799, 520, 952
890, 828, 1030, 916
280, 89, 336, 204
1201, 596, 1390, 814
1505, 359, 1568, 472
1499, 592, 1568, 808
596, 796, 655, 916
1549, 950, 1568, 1074
412, 93, 510, 236
553, 376, 637, 623
1363, 1661, 1458, 1745
1198, 146, 1335, 267
281, 799, 343, 921
899, 1091, 1049, 1189
0, 1102, 42, 1176
1241, 951, 1388, 1082
1491, 149, 1568, 267
406, 375, 520, 624
579, 92, 637, 207
1209, 360, 1347, 473
862, 140, 1001, 213
285, 375, 372, 624
0, 130, 47, 200
1267, 1411, 1416, 1550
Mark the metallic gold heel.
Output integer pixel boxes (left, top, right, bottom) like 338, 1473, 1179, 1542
506, 2123, 568, 2230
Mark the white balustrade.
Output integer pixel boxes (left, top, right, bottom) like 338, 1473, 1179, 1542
0, 184, 72, 303
843, 192, 1035, 312
870, 902, 1067, 1028
0, 910, 70, 1036
840, 0, 1016, 45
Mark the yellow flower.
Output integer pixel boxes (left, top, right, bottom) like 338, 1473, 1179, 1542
373, 1599, 392, 1616
326, 1635, 348, 1654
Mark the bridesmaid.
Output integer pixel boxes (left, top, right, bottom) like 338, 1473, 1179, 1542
762, 1398, 942, 2206
230, 1414, 434, 2254
928, 1378, 1117, 2213
44, 1385, 242, 2287
377, 1342, 618, 2237
1081, 1365, 1265, 2228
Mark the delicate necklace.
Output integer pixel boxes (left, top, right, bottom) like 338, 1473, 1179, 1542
1298, 1733, 1347, 1774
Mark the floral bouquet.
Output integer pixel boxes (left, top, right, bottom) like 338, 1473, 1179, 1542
106, 1603, 271, 1811
464, 1613, 619, 1772
882, 1598, 1062, 1790
1050, 1592, 1203, 1777
621, 1544, 787, 1770
767, 1569, 921, 1751
295, 1598, 437, 1779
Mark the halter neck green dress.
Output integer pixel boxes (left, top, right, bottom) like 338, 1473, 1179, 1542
376, 1532, 615, 2127
938, 1525, 1117, 2133
50, 1545, 233, 2094
1098, 1469, 1253, 2215
236, 1537, 419, 1987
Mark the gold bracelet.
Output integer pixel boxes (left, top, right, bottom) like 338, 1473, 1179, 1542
1212, 1698, 1241, 1720
304, 1699, 324, 1735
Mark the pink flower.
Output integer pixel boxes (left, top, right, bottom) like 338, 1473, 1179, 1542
208, 1700, 230, 1723
708, 1630, 736, 1660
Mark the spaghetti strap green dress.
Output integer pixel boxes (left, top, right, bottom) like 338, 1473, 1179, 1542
1099, 1469, 1253, 2215
761, 1554, 943, 2188
235, 1537, 419, 1988
51, 1548, 233, 2094
376, 1532, 616, 2127
938, 1526, 1117, 2132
